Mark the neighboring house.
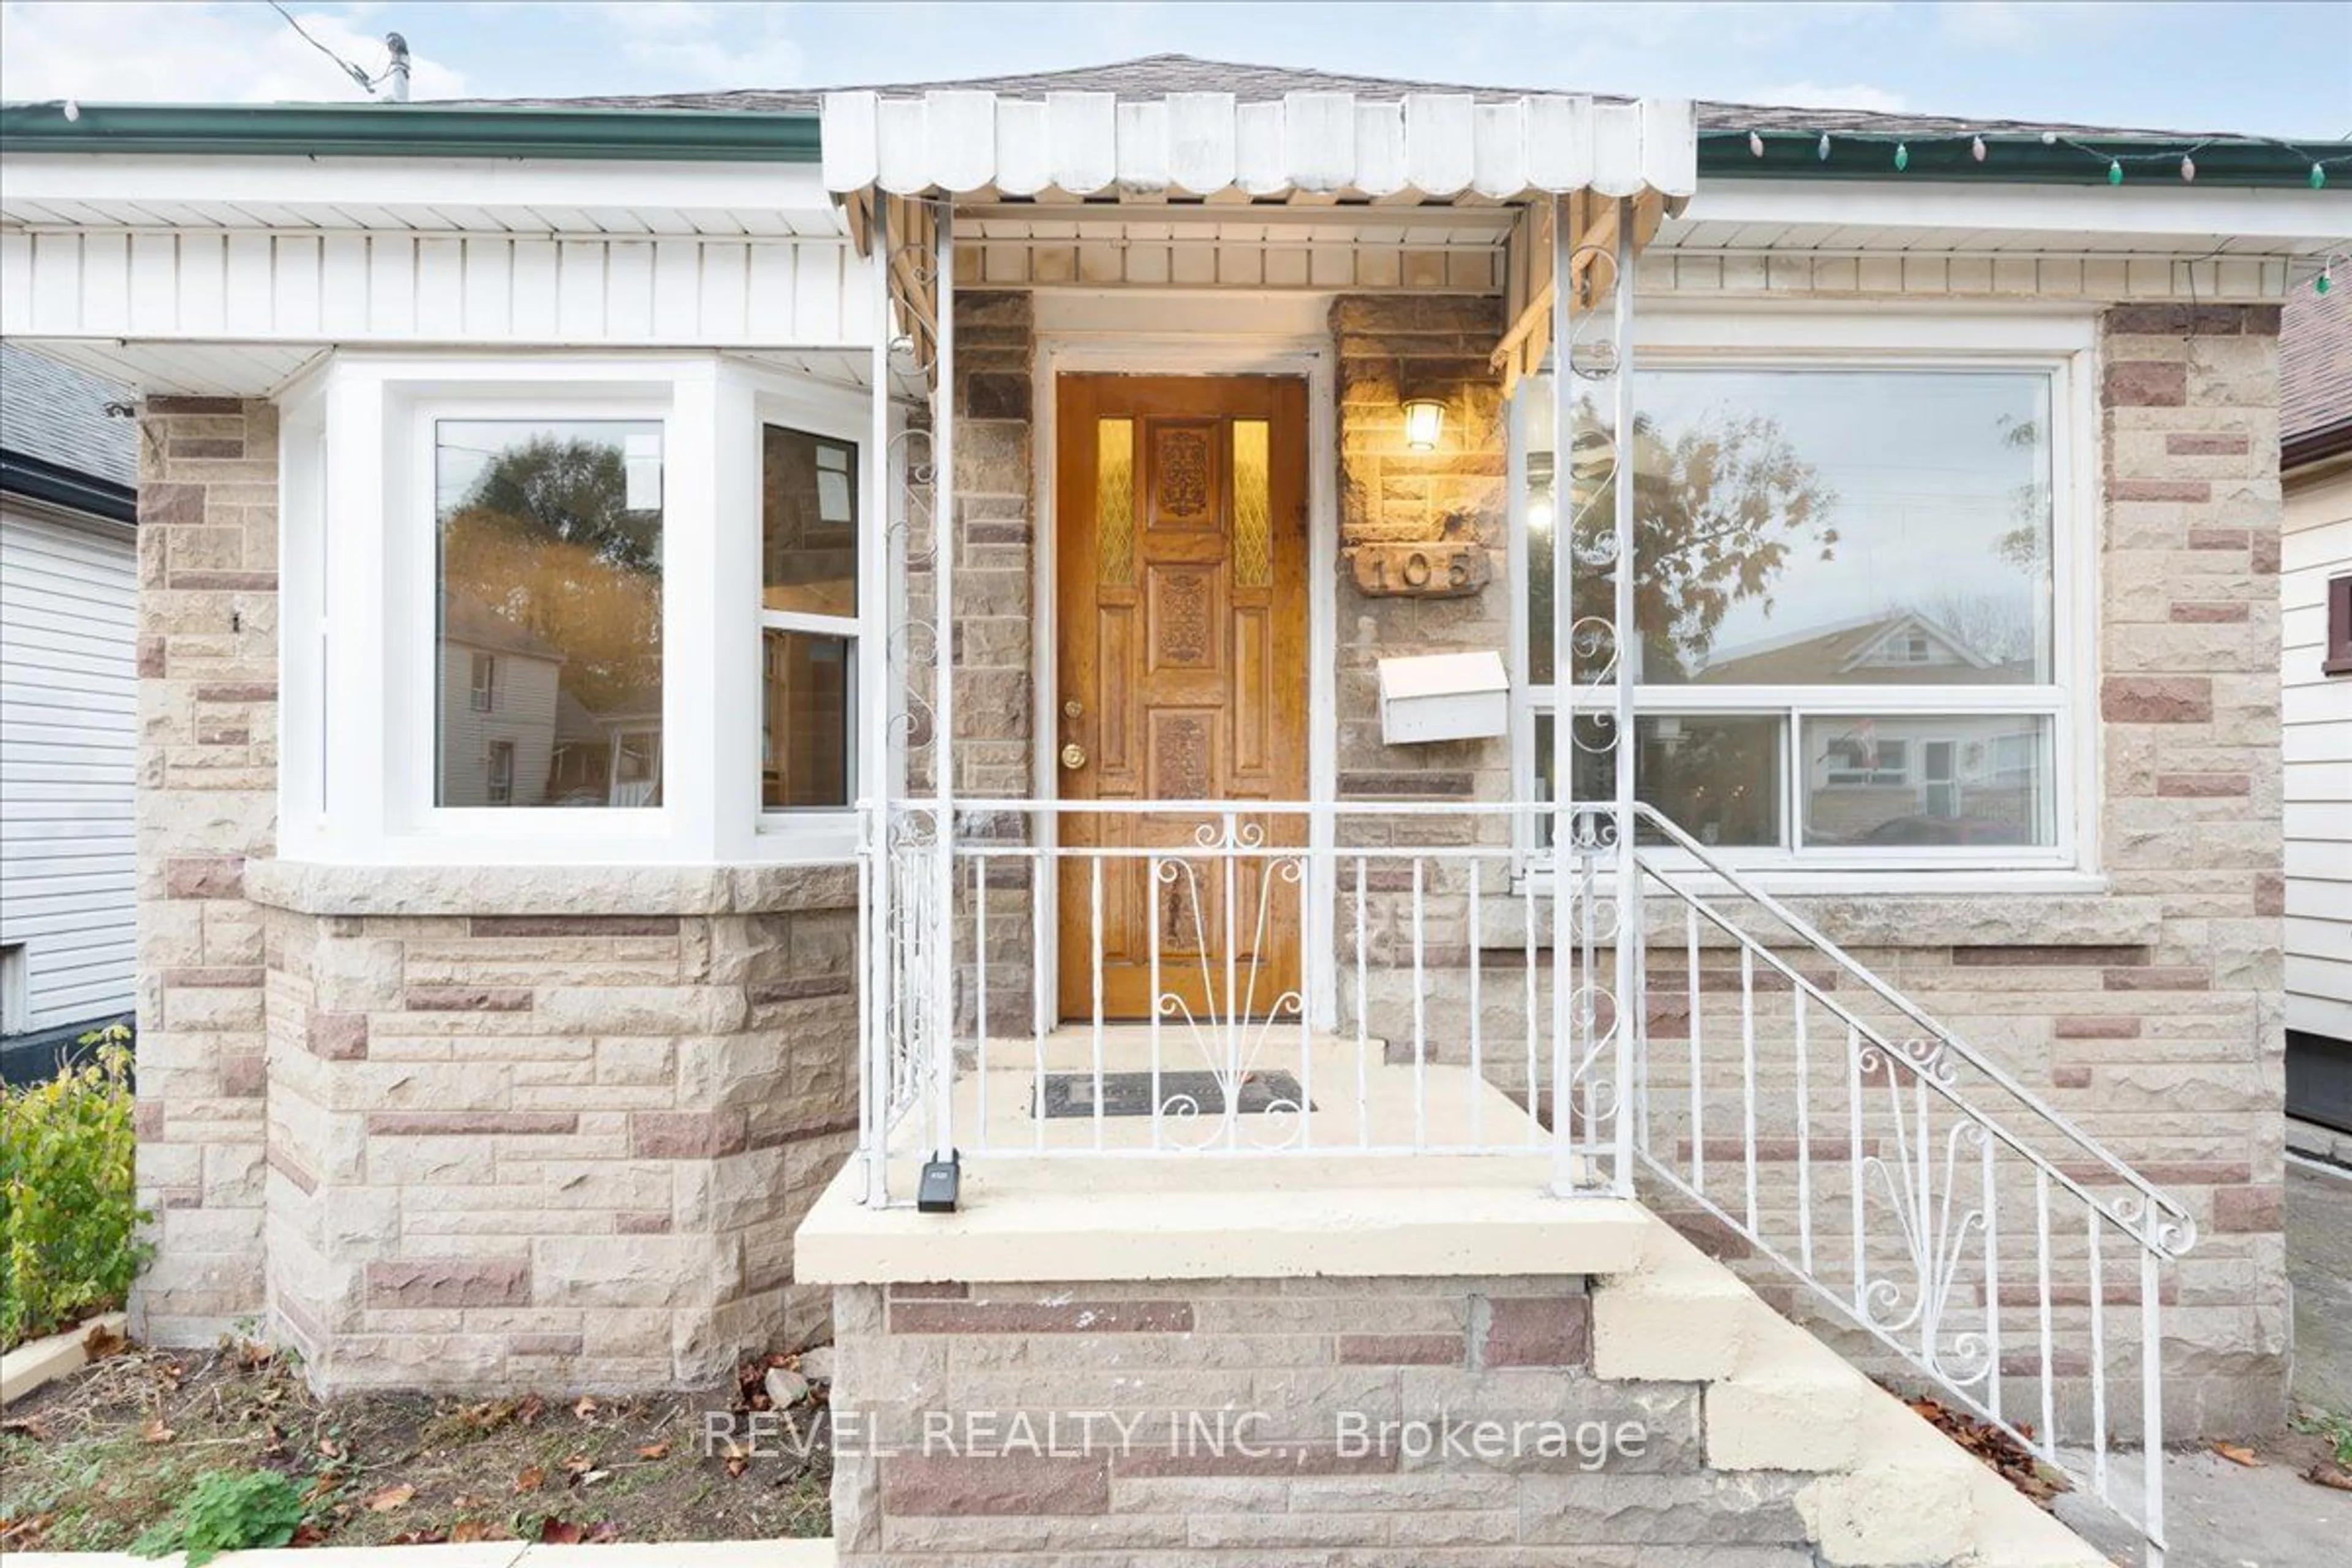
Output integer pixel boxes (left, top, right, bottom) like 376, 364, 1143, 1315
0, 342, 137, 1077
2282, 284, 2352, 1153
4, 56, 2345, 1566
435, 593, 567, 809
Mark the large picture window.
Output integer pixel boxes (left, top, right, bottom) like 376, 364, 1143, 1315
434, 418, 666, 810
1524, 363, 2068, 863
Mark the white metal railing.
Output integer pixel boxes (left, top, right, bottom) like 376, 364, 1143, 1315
857, 798, 1637, 1193
1624, 802, 2189, 1567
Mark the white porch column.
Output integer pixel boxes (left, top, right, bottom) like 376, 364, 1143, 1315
1610, 197, 1639, 1196
929, 202, 957, 1165
859, 197, 893, 1204
1548, 195, 1577, 1197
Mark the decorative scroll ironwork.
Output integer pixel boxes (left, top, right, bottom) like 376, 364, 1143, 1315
1149, 819, 1310, 1151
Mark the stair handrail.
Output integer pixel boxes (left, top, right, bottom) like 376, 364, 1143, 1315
1627, 802, 2198, 1259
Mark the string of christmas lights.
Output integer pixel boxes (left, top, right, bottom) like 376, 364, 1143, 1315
1709, 125, 2351, 190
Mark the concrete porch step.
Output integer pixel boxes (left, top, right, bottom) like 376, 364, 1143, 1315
1592, 1211, 2112, 1568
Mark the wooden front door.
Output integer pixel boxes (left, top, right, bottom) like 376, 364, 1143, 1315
1054, 375, 1310, 1022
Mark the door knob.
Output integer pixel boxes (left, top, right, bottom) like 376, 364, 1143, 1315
1060, 742, 1088, 771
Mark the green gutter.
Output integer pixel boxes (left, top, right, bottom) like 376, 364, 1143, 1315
3, 99, 2339, 188
0, 101, 820, 161
1700, 129, 2347, 188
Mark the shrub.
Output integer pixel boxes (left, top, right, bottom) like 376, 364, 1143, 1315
0, 1026, 152, 1349
130, 1469, 309, 1564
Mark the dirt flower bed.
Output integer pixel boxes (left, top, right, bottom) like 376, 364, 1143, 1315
0, 1336, 830, 1553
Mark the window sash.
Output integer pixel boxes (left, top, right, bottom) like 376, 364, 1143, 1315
1509, 342, 2088, 879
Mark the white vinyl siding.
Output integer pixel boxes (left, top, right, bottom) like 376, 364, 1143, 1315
0, 502, 136, 1033
0, 230, 869, 350
2284, 462, 2352, 1044
435, 643, 563, 809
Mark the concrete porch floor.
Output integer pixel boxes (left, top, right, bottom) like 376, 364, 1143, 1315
935, 1023, 1566, 1158
799, 1025, 1642, 1283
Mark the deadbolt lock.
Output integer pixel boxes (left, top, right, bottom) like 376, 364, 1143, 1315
1060, 742, 1088, 770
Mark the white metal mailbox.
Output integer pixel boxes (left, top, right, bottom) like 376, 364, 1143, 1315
1377, 650, 1510, 745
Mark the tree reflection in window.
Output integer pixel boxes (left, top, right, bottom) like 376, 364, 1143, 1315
434, 421, 665, 809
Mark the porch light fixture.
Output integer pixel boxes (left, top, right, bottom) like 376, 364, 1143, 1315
1402, 396, 1446, 453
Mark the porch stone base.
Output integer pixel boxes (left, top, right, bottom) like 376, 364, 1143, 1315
250, 886, 858, 1392
819, 1187, 2107, 1566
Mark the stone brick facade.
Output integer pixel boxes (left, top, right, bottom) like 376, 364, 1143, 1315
124, 290, 2286, 1428
132, 396, 281, 1343
829, 1275, 1766, 1565
256, 895, 856, 1389
1335, 295, 1515, 807
821, 1243, 2101, 1566
130, 399, 860, 1390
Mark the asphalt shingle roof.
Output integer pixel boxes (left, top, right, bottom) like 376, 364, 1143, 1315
0, 343, 137, 489
2283, 285, 2352, 452
503, 51, 2245, 145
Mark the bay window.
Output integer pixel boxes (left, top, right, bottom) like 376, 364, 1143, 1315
279, 353, 880, 865
1520, 345, 2082, 871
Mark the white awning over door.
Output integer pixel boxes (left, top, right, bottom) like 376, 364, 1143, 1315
820, 89, 1697, 205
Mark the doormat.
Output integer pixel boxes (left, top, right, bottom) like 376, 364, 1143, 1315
1035, 1069, 1313, 1119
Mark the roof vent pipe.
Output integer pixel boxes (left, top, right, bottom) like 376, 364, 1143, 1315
384, 32, 411, 103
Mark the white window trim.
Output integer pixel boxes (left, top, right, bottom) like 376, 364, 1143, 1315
745, 379, 873, 855
392, 382, 682, 848
277, 350, 877, 867
1506, 306, 2102, 892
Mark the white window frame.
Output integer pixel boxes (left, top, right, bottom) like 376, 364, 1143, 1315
1507, 307, 2101, 891
747, 382, 872, 850
393, 383, 679, 848
469, 652, 498, 713
277, 350, 878, 867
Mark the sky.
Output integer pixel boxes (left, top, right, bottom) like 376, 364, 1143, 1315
0, 1, 2346, 140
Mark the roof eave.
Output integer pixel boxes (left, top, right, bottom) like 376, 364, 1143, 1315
0, 100, 821, 162
0, 448, 138, 526
2285, 417, 2352, 473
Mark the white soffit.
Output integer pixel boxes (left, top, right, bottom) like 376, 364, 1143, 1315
821, 90, 1697, 203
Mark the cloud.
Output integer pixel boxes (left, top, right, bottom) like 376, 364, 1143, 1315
1744, 80, 1911, 114
1936, 1, 2037, 45
0, 1, 464, 105
586, 0, 806, 89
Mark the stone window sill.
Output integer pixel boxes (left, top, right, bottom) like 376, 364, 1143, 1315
1482, 888, 2160, 951
242, 858, 856, 918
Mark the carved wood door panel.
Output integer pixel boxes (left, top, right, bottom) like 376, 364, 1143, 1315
1054, 375, 1309, 1022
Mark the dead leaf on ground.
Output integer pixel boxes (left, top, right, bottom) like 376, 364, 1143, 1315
2307, 1463, 2352, 1493
1898, 1389, 2068, 1511
572, 1395, 598, 1420
1, 1417, 55, 1442
364, 1483, 417, 1512
318, 1436, 343, 1458
81, 1321, 127, 1360
2214, 1441, 2264, 1468
139, 1415, 175, 1445
538, 1517, 586, 1545
636, 1441, 669, 1460
514, 1465, 546, 1494
450, 1518, 500, 1542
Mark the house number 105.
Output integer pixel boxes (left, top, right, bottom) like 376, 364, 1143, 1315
1347, 543, 1492, 600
